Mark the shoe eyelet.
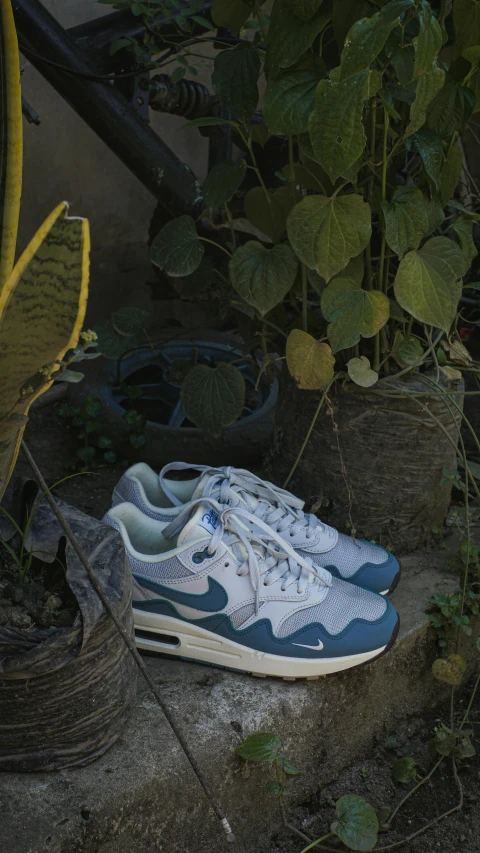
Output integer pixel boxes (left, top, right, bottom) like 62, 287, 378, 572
224, 562, 230, 568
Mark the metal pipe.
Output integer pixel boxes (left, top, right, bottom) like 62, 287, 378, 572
12, 0, 202, 216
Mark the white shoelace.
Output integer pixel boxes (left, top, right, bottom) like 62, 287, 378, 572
162, 497, 331, 614
160, 462, 322, 542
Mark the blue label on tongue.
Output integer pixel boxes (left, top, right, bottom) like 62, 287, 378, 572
198, 508, 219, 535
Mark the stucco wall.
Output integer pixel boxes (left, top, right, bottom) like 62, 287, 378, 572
18, 0, 211, 320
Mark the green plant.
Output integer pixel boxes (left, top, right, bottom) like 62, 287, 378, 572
235, 732, 379, 851
59, 395, 146, 467
140, 0, 480, 439
0, 0, 90, 499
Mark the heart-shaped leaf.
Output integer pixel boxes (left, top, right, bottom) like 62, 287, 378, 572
235, 732, 281, 761
308, 71, 371, 182
322, 278, 389, 353
229, 241, 298, 316
180, 363, 245, 436
391, 331, 424, 367
441, 145, 464, 206
264, 68, 323, 135
382, 186, 429, 258
405, 64, 445, 137
413, 0, 443, 79
427, 83, 476, 138
405, 129, 444, 188
150, 215, 203, 277
393, 236, 467, 332
111, 306, 149, 337
432, 654, 467, 686
202, 159, 246, 209
347, 356, 378, 387
212, 43, 260, 126
266, 1, 331, 76
287, 194, 371, 282
339, 0, 414, 81
286, 329, 335, 390
245, 186, 299, 243
331, 795, 379, 852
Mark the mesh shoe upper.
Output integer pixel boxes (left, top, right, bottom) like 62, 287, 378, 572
112, 462, 400, 594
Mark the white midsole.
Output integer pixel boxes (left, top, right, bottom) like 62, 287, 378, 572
133, 609, 387, 678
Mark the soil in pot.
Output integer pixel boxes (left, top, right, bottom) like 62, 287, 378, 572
265, 371, 464, 554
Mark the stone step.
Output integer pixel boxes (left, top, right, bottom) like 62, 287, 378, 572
0, 549, 464, 853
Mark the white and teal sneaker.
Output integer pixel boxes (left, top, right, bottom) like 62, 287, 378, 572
103, 498, 399, 679
112, 462, 401, 596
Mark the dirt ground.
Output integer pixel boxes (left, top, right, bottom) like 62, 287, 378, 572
10, 401, 480, 853
261, 679, 480, 853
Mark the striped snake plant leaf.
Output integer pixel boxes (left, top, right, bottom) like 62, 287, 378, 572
0, 202, 90, 498
0, 0, 23, 291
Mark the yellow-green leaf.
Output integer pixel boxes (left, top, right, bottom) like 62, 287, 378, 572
347, 356, 378, 387
0, 202, 89, 497
382, 186, 429, 258
263, 68, 323, 135
308, 71, 371, 183
212, 43, 260, 126
339, 0, 414, 81
321, 277, 389, 353
229, 241, 298, 316
413, 0, 443, 80
202, 159, 246, 209
391, 331, 424, 366
0, 0, 23, 291
287, 194, 371, 281
393, 236, 466, 333
405, 64, 445, 137
432, 654, 466, 686
286, 329, 335, 390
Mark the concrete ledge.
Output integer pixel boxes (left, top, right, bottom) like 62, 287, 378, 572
0, 550, 464, 853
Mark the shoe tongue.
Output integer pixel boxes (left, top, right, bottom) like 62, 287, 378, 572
177, 503, 220, 547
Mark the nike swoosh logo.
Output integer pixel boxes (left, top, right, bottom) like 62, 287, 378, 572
134, 574, 228, 612
292, 639, 324, 651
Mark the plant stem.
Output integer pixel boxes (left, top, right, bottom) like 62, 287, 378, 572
460, 672, 480, 728
254, 2, 267, 41
283, 375, 338, 488
199, 236, 232, 257
302, 265, 308, 332
376, 759, 463, 851
224, 202, 236, 249
299, 833, 334, 853
387, 756, 443, 826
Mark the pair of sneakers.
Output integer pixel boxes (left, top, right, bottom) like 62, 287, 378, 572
103, 462, 401, 680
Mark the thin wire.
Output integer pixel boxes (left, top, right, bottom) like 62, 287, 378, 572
21, 440, 235, 843
19, 35, 242, 83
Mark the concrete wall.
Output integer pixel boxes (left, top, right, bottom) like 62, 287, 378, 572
18, 0, 212, 321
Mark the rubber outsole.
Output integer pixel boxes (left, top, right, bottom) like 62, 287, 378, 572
133, 610, 400, 681
386, 563, 402, 597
